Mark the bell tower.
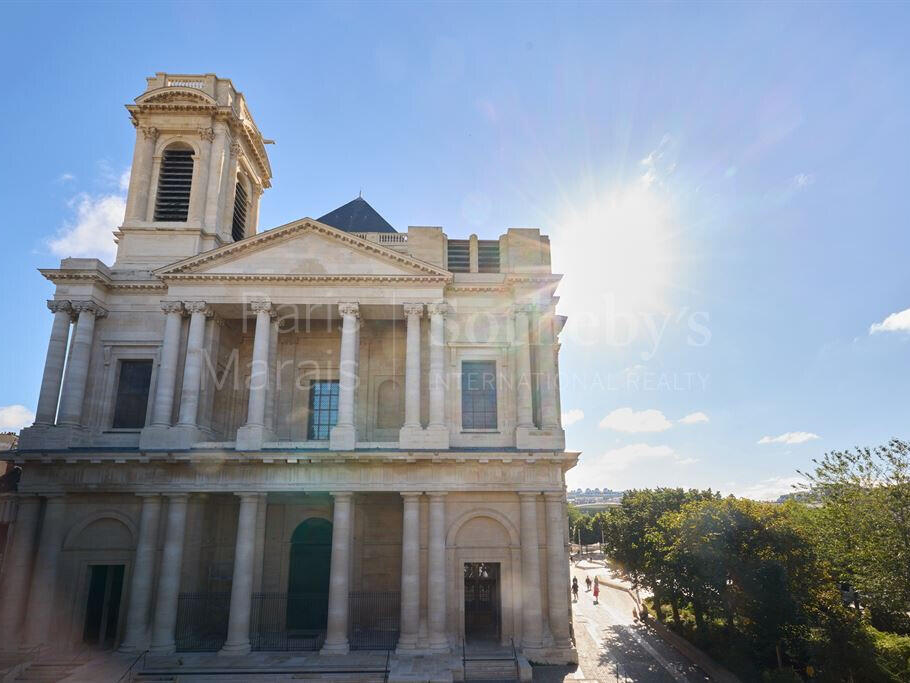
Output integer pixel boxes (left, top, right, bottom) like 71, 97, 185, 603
114, 73, 273, 269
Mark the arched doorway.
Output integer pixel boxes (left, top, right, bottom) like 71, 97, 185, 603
287, 518, 332, 631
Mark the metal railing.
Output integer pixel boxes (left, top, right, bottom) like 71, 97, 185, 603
176, 592, 231, 651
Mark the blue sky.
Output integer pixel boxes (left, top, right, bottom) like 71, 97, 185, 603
1, 1, 908, 499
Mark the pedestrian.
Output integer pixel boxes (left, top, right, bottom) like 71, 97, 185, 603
593, 577, 600, 605
585, 576, 592, 592
571, 577, 579, 602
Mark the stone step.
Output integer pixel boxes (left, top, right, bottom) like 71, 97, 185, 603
463, 658, 519, 681
15, 663, 77, 682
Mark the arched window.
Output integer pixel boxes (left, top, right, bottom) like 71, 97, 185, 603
231, 176, 249, 241
153, 144, 194, 222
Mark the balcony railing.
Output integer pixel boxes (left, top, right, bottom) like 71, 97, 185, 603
351, 232, 408, 246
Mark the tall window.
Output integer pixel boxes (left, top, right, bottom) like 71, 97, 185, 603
307, 380, 339, 439
447, 239, 470, 272
112, 360, 153, 428
231, 179, 249, 241
477, 240, 501, 272
153, 146, 194, 221
461, 361, 497, 429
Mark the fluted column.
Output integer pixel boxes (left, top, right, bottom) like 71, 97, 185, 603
119, 495, 162, 653
124, 125, 158, 223
544, 493, 572, 649
148, 302, 184, 428
397, 492, 421, 651
188, 127, 213, 225
321, 492, 353, 654
57, 302, 106, 427
536, 309, 560, 430
22, 495, 67, 650
150, 494, 189, 655
203, 122, 229, 232
263, 312, 279, 433
34, 301, 73, 426
0, 495, 41, 650
427, 492, 448, 651
176, 302, 210, 429
329, 303, 359, 450
235, 301, 271, 450
513, 305, 534, 429
220, 493, 259, 655
519, 493, 544, 651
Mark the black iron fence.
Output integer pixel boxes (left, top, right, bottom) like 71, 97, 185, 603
175, 591, 400, 652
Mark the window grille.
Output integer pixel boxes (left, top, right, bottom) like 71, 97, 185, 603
112, 359, 153, 428
307, 380, 340, 440
232, 181, 249, 241
461, 360, 497, 429
153, 148, 194, 221
447, 240, 470, 272
477, 240, 500, 272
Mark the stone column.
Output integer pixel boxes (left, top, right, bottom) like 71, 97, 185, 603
57, 302, 106, 427
518, 493, 544, 651
0, 496, 40, 650
148, 302, 185, 428
248, 183, 263, 233
321, 492, 353, 654
400, 303, 423, 445
513, 305, 534, 429
22, 495, 67, 650
188, 127, 214, 225
203, 121, 229, 232
175, 302, 211, 433
252, 494, 268, 593
150, 494, 189, 655
427, 492, 448, 651
199, 316, 223, 431
397, 492, 421, 651
329, 303, 359, 450
119, 495, 163, 653
34, 301, 73, 426
124, 125, 158, 223
218, 143, 242, 237
235, 300, 271, 450
263, 312, 279, 433
544, 493, 572, 649
427, 304, 448, 429
536, 310, 560, 430
220, 493, 260, 655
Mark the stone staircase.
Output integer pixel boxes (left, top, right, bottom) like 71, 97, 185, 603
462, 657, 520, 681
14, 662, 80, 682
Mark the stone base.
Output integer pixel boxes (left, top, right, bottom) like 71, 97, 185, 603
18, 424, 90, 450
319, 640, 350, 655
139, 424, 174, 451
520, 645, 576, 665
235, 423, 269, 451
515, 426, 565, 450
398, 425, 450, 450
169, 423, 207, 450
329, 424, 356, 451
218, 641, 251, 656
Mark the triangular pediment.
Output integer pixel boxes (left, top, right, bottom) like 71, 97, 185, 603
156, 218, 450, 280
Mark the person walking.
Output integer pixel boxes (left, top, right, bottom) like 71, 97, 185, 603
585, 576, 592, 592
593, 577, 600, 605
571, 577, 579, 602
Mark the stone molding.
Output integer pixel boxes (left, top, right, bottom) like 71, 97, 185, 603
249, 300, 272, 313
198, 127, 215, 142
160, 301, 184, 315
140, 125, 159, 141
338, 302, 360, 318
182, 301, 211, 315
71, 301, 108, 318
427, 302, 450, 317
402, 303, 424, 317
46, 300, 72, 315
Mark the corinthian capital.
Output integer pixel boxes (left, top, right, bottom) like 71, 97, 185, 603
249, 300, 272, 313
198, 127, 215, 142
183, 301, 211, 316
338, 302, 360, 318
46, 300, 72, 315
428, 302, 450, 318
160, 301, 184, 315
403, 303, 424, 318
140, 126, 159, 142
230, 142, 243, 157
71, 301, 108, 318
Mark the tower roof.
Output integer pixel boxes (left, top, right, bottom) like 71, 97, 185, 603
317, 197, 396, 234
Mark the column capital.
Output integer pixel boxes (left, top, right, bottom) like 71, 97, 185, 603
230, 141, 243, 157
426, 491, 449, 499
160, 300, 184, 315
162, 493, 190, 502
183, 301, 212, 316
249, 299, 272, 314
234, 492, 260, 503
400, 491, 422, 500
543, 491, 566, 503
338, 302, 360, 318
136, 493, 163, 500
518, 491, 541, 500
46, 300, 72, 315
140, 125, 159, 141
71, 300, 108, 318
198, 127, 215, 142
428, 302, 449, 317
329, 491, 354, 501
403, 303, 424, 318
511, 303, 533, 317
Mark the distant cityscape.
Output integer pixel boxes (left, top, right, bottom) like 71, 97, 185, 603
567, 488, 625, 509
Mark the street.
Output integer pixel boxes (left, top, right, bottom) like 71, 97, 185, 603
535, 564, 711, 682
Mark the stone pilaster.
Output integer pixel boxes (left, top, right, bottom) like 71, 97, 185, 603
399, 303, 424, 447
519, 492, 544, 654
263, 312, 279, 434
203, 121, 230, 233
236, 300, 272, 450
187, 127, 213, 226
544, 493, 574, 656
124, 125, 158, 223
329, 303, 359, 451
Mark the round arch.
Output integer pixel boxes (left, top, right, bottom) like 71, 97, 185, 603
446, 508, 520, 548
287, 517, 333, 631
63, 510, 138, 551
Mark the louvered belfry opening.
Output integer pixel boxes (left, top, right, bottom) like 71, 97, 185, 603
153, 147, 194, 221
232, 181, 249, 241
477, 240, 501, 272
447, 239, 470, 272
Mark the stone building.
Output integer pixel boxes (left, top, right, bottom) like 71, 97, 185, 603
0, 73, 577, 674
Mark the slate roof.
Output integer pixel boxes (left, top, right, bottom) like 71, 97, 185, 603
317, 197, 397, 234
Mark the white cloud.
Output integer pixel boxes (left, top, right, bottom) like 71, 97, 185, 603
597, 443, 678, 471
791, 172, 815, 189
599, 407, 672, 433
57, 172, 75, 183
47, 192, 124, 263
735, 476, 804, 501
870, 307, 910, 335
678, 411, 709, 425
0, 404, 35, 432
758, 431, 820, 445
561, 409, 584, 427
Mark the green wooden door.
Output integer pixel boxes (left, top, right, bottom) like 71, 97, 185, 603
287, 518, 332, 631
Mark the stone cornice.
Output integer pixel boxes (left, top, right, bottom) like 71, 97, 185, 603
155, 218, 453, 280
161, 273, 449, 285
40, 268, 167, 292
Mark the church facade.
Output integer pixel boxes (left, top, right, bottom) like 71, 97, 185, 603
0, 73, 577, 670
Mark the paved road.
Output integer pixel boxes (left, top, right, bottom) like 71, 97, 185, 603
534, 565, 710, 682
